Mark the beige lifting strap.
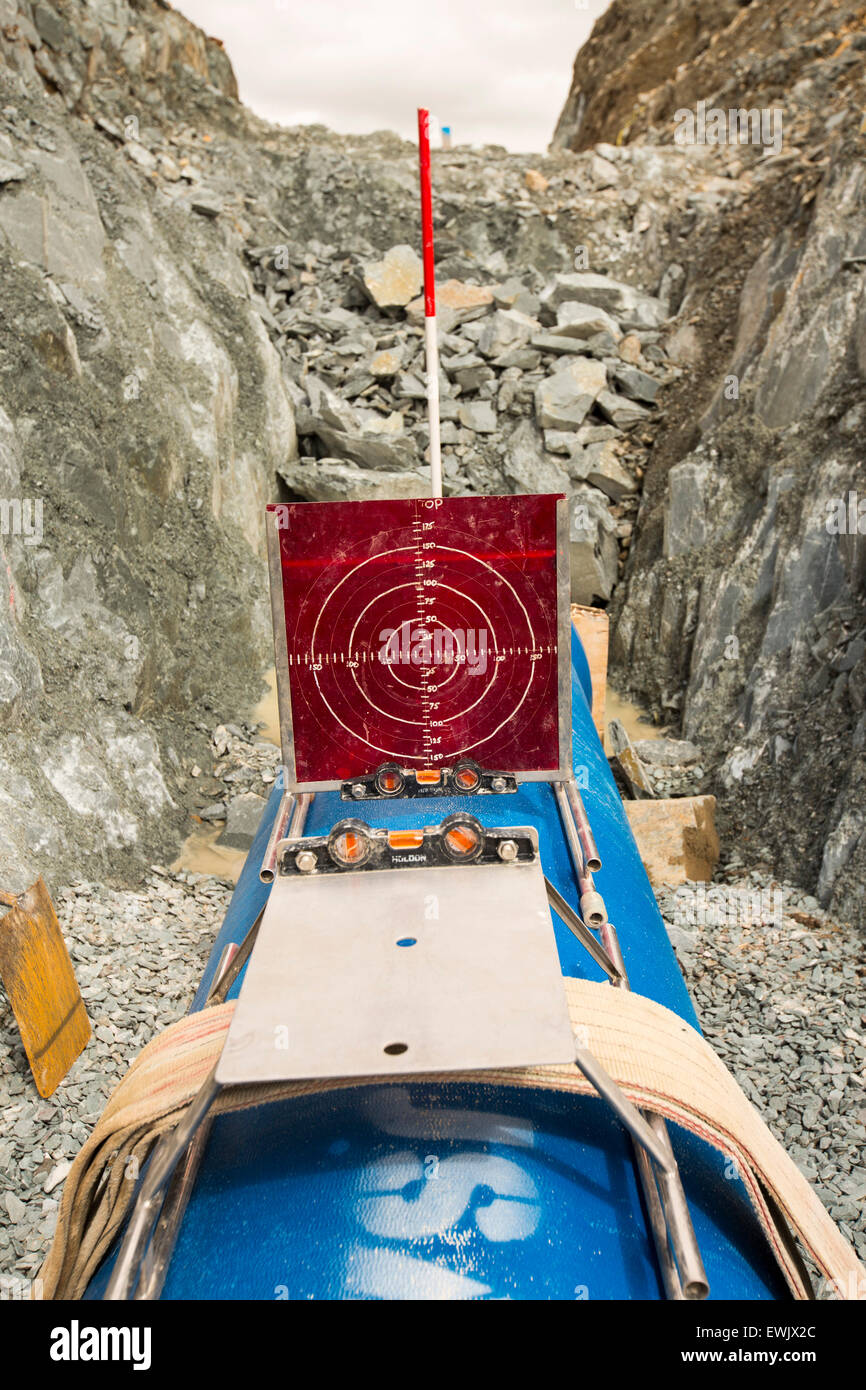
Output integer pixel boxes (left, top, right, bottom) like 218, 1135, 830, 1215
38, 978, 866, 1301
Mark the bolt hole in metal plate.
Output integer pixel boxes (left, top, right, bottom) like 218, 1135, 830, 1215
266, 495, 572, 791
216, 836, 575, 1084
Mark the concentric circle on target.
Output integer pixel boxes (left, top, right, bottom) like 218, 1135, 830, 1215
307, 542, 537, 763
273, 496, 565, 782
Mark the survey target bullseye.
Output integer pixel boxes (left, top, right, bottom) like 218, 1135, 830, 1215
267, 495, 570, 787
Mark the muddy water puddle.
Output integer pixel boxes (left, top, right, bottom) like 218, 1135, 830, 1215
251, 667, 281, 745
604, 688, 665, 751
173, 823, 248, 883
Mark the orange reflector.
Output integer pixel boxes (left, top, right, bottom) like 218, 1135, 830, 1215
415, 770, 441, 785
455, 768, 480, 790
444, 826, 480, 857
388, 830, 424, 850
329, 823, 373, 866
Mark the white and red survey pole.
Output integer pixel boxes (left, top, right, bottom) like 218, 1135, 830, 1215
417, 108, 442, 499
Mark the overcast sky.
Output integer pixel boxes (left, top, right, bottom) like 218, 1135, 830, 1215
177, 0, 609, 152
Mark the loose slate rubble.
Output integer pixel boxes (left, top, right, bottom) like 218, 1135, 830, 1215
362, 244, 423, 309
278, 458, 429, 502
551, 301, 622, 341
4, 856, 862, 1288
657, 872, 866, 1284
571, 440, 638, 502
535, 357, 607, 431
258, 226, 668, 606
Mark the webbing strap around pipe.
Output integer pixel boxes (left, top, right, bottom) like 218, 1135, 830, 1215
37, 979, 866, 1301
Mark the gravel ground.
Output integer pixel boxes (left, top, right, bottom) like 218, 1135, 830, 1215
657, 872, 866, 1290
0, 870, 229, 1296
0, 856, 862, 1297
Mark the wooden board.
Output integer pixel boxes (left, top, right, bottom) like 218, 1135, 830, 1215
570, 603, 608, 740
624, 797, 720, 887
0, 878, 90, 1097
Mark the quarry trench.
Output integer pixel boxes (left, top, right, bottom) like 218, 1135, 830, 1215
0, 0, 864, 1297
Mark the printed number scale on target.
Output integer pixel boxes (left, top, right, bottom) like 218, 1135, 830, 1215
266, 494, 572, 790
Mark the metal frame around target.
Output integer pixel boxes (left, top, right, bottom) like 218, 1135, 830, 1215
266, 495, 572, 792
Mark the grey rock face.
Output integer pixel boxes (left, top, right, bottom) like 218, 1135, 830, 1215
569, 485, 618, 603
663, 459, 713, 558
543, 271, 665, 329
535, 357, 606, 430
571, 440, 637, 501
218, 792, 268, 851
0, 0, 295, 888
612, 154, 866, 923
0, 158, 26, 183
817, 808, 865, 907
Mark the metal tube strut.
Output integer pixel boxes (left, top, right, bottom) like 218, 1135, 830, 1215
556, 779, 709, 1301
545, 877, 621, 982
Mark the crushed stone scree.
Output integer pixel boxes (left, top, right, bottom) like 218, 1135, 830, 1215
0, 859, 862, 1295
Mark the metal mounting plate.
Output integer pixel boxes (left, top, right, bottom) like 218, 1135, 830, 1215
216, 836, 574, 1084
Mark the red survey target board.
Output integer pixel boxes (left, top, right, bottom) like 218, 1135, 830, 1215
266, 495, 571, 789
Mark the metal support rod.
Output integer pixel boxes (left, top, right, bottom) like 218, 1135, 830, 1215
599, 918, 684, 1298
206, 906, 264, 1005
555, 779, 708, 1300
563, 779, 601, 872
632, 1142, 684, 1300
544, 877, 621, 983
573, 1045, 673, 1175
260, 792, 295, 882
287, 791, 313, 839
216, 794, 317, 1004
136, 1107, 214, 1301
601, 918, 709, 1301
553, 781, 607, 925
104, 1066, 222, 1300
272, 790, 315, 867
644, 1111, 710, 1301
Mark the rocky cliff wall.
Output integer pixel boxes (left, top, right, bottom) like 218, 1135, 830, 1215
555, 0, 866, 921
0, 0, 298, 888
0, 2, 753, 893
1, 0, 863, 927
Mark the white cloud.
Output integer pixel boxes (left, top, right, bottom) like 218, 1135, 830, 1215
176, 0, 608, 152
